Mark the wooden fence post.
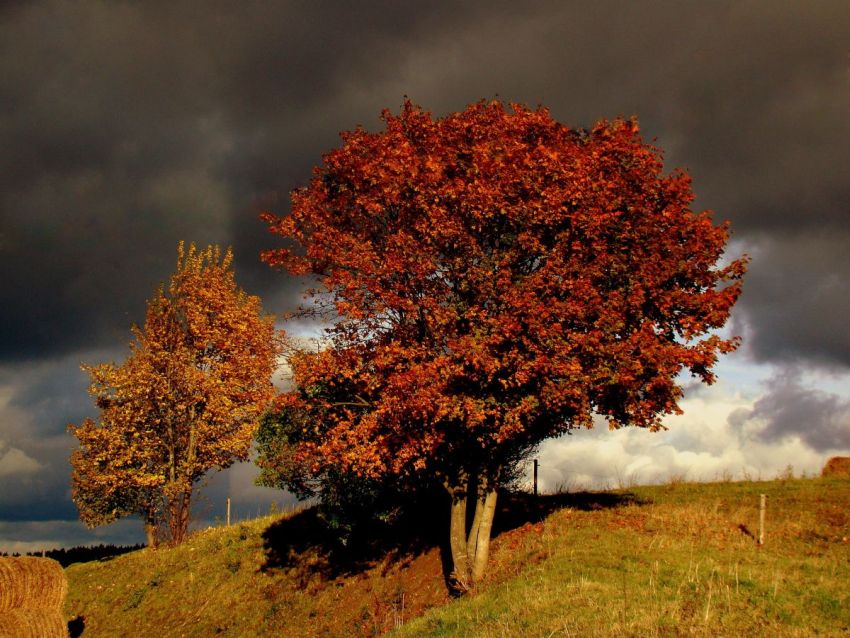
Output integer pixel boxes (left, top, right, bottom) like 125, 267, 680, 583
533, 459, 539, 496
226, 497, 231, 527
758, 494, 766, 545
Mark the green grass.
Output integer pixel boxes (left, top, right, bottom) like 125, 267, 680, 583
391, 477, 850, 637
65, 506, 450, 637
65, 476, 849, 637
67, 515, 291, 636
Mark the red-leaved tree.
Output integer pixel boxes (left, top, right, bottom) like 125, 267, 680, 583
261, 100, 746, 589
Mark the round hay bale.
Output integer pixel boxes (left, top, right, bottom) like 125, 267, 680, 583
0, 608, 68, 638
822, 456, 850, 477
0, 557, 67, 612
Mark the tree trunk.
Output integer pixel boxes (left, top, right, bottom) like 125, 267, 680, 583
168, 495, 180, 544
178, 487, 192, 542
167, 486, 193, 545
470, 486, 498, 583
448, 479, 470, 591
445, 470, 499, 593
144, 512, 158, 549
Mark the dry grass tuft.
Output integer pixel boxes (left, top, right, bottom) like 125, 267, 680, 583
0, 557, 67, 611
821, 456, 850, 477
0, 608, 67, 638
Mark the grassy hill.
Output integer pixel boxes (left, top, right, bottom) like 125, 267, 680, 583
65, 475, 849, 637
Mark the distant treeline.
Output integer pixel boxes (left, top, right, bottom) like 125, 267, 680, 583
1, 543, 145, 567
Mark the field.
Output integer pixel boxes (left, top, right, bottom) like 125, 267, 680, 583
65, 475, 849, 637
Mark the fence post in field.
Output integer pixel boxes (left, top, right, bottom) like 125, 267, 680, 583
758, 494, 766, 545
226, 497, 231, 527
533, 459, 539, 496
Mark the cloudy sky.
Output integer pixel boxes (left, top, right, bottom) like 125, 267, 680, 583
1, 1, 848, 552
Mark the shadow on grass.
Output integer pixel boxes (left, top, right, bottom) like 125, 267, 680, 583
68, 615, 85, 638
493, 489, 646, 535
260, 488, 645, 591
259, 491, 448, 586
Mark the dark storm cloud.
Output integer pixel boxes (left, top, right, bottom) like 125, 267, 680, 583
5, 356, 100, 434
0, 0, 233, 360
0, 0, 502, 359
0, 519, 144, 553
2, 0, 848, 368
734, 234, 850, 368
728, 370, 850, 452
0, 352, 112, 523
0, 428, 78, 523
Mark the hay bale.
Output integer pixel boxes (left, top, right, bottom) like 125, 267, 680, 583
0, 557, 67, 612
822, 456, 850, 477
0, 608, 68, 638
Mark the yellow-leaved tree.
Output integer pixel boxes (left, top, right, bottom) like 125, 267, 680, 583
69, 242, 280, 546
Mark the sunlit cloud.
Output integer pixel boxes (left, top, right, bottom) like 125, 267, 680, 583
0, 443, 42, 477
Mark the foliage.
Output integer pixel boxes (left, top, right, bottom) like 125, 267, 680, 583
254, 402, 321, 502
69, 243, 279, 545
255, 405, 441, 546
261, 100, 746, 587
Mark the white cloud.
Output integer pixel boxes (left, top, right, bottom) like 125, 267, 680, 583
0, 442, 42, 477
728, 368, 850, 452
530, 361, 847, 493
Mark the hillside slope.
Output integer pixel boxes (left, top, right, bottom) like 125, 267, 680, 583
392, 476, 850, 637
65, 476, 849, 637
65, 506, 450, 637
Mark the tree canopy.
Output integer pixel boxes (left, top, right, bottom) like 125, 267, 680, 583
260, 100, 746, 588
69, 243, 279, 545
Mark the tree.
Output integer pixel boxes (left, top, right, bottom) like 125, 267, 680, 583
256, 402, 416, 546
69, 243, 279, 545
261, 100, 746, 589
